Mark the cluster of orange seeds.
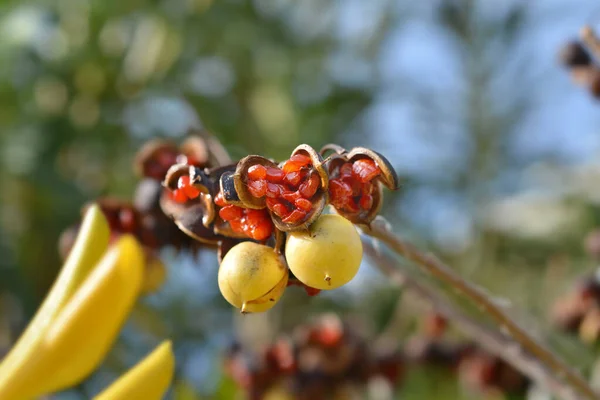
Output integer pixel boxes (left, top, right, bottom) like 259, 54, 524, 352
246, 154, 320, 224
329, 159, 381, 213
215, 192, 274, 241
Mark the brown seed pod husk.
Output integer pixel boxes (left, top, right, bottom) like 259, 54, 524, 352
324, 153, 384, 225
186, 128, 233, 167
179, 136, 211, 167
346, 147, 399, 190
289, 144, 329, 190
319, 143, 348, 158
134, 139, 179, 180
224, 155, 279, 209
161, 164, 219, 236
160, 195, 223, 245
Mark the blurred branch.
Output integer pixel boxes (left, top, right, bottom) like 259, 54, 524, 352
361, 216, 597, 400
581, 26, 600, 62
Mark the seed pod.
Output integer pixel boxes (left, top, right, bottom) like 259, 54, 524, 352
133, 139, 179, 180
186, 128, 233, 167
346, 147, 399, 190
221, 155, 279, 209
161, 164, 222, 244
319, 143, 348, 158
271, 145, 330, 232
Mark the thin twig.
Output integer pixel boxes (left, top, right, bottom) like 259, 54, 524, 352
581, 26, 600, 62
361, 216, 598, 400
362, 239, 579, 400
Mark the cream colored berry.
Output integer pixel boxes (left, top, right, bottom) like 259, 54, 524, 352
218, 241, 288, 313
285, 214, 362, 290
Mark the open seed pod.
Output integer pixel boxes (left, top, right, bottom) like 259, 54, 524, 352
221, 155, 279, 209
270, 145, 330, 232
161, 164, 222, 244
134, 139, 179, 180
186, 128, 233, 167
346, 147, 399, 190
319, 143, 348, 158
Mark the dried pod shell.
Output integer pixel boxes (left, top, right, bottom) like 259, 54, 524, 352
289, 144, 329, 190
347, 147, 399, 190
319, 143, 348, 158
134, 139, 179, 180
179, 136, 211, 166
160, 196, 223, 245
187, 128, 233, 167
223, 155, 279, 209
161, 164, 218, 234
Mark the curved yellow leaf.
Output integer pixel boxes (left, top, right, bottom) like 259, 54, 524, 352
0, 205, 110, 398
0, 235, 144, 399
94, 340, 175, 400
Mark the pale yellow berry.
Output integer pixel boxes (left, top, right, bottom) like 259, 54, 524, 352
218, 241, 289, 313
285, 214, 362, 290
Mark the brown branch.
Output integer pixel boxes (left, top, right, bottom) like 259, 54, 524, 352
361, 216, 597, 400
581, 26, 600, 62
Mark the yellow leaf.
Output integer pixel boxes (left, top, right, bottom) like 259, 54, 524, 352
0, 234, 144, 399
0, 205, 110, 398
94, 340, 175, 400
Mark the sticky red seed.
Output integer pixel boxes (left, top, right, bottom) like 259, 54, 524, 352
343, 198, 360, 213
281, 190, 302, 203
214, 191, 227, 207
359, 194, 373, 210
266, 183, 282, 198
183, 184, 200, 199
247, 180, 267, 198
272, 203, 290, 218
282, 209, 307, 224
291, 154, 311, 165
284, 171, 303, 187
172, 189, 188, 203
339, 163, 353, 179
248, 164, 267, 180
219, 205, 244, 221
299, 173, 320, 198
265, 167, 285, 183
251, 222, 273, 241
295, 198, 312, 212
329, 179, 353, 202
282, 155, 311, 173
185, 154, 202, 166
229, 219, 244, 233
177, 175, 190, 189
352, 159, 381, 183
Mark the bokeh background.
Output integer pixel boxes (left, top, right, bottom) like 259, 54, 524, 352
2, 0, 600, 398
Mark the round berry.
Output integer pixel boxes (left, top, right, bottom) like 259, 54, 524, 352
218, 242, 289, 313
285, 214, 362, 290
